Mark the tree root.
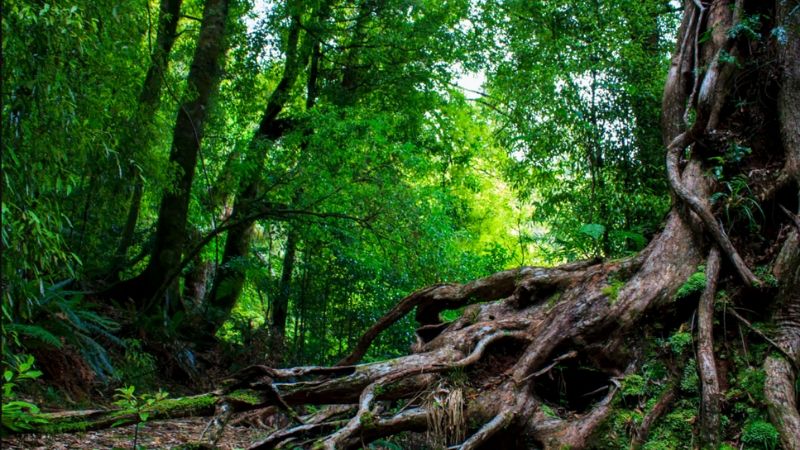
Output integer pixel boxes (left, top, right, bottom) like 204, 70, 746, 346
696, 246, 722, 447
337, 260, 595, 366
764, 230, 800, 449
666, 133, 759, 287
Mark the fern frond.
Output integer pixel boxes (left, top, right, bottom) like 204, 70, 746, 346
5, 324, 62, 349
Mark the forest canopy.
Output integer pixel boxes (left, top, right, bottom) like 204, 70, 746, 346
2, 0, 799, 449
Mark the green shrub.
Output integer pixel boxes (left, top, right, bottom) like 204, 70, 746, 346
2, 355, 48, 433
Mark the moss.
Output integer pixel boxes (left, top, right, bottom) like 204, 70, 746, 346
601, 279, 625, 303
546, 291, 562, 308
680, 359, 699, 393
741, 420, 779, 449
152, 393, 217, 412
675, 266, 706, 299
640, 404, 697, 449
360, 411, 376, 427
540, 403, 559, 419
621, 374, 646, 397
667, 330, 693, 355
37, 393, 218, 433
224, 389, 263, 405
754, 265, 778, 288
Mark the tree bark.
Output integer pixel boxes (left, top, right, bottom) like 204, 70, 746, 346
119, 0, 230, 309
109, 0, 184, 280
271, 226, 298, 359
206, 12, 319, 335
696, 246, 722, 447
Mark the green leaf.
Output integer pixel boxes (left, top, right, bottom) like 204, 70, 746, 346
579, 223, 605, 241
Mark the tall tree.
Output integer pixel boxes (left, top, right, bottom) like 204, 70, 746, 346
193, 1, 800, 447
108, 0, 184, 279
122, 0, 231, 308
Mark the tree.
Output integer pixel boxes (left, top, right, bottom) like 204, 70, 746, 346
189, 1, 798, 448
112, 0, 231, 308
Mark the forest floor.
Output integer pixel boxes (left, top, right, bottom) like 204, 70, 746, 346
1, 417, 266, 449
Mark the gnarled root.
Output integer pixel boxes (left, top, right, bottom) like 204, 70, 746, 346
198, 197, 710, 449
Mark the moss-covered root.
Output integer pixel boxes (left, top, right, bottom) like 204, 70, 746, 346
28, 389, 268, 434
33, 392, 219, 434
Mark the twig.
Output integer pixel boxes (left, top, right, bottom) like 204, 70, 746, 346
521, 350, 578, 382
727, 308, 798, 370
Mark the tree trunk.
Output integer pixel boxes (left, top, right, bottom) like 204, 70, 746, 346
118, 0, 230, 309
33, 1, 799, 448
108, 0, 184, 279
270, 227, 298, 361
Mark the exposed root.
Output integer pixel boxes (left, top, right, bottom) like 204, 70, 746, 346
337, 261, 594, 366
458, 409, 515, 450
696, 246, 722, 447
666, 133, 759, 286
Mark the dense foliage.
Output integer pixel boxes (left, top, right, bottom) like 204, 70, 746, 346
3, 0, 682, 418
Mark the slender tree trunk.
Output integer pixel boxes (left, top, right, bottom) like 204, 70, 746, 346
271, 227, 298, 359
128, 0, 230, 309
205, 18, 318, 334
109, 0, 183, 279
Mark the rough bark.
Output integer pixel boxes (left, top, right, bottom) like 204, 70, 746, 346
109, 0, 184, 279
205, 10, 313, 332
130, 0, 231, 308
696, 246, 721, 447
764, 231, 800, 450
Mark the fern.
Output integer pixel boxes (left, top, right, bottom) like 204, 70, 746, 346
5, 324, 62, 348
4, 283, 120, 380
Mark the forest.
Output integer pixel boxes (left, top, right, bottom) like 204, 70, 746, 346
2, 0, 799, 448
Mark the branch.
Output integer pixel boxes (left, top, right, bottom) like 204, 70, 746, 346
726, 307, 798, 369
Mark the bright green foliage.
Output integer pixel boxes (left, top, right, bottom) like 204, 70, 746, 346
667, 330, 693, 355
112, 386, 169, 424
741, 420, 779, 450
477, 0, 677, 260
675, 267, 707, 300
2, 355, 48, 433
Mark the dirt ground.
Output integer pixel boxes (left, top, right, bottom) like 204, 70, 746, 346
1, 417, 267, 449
